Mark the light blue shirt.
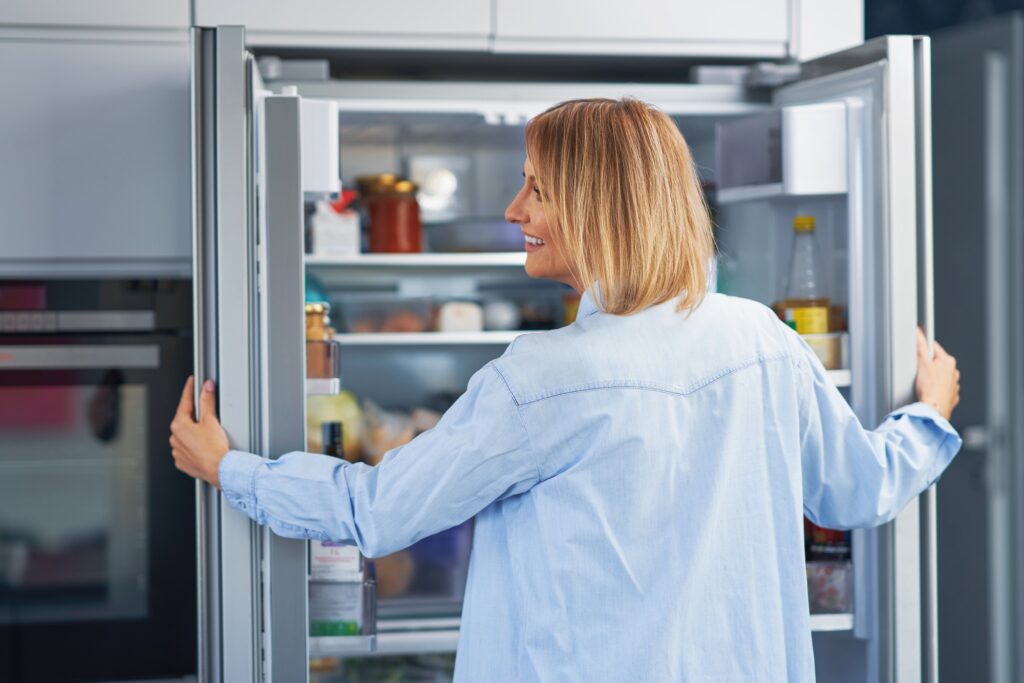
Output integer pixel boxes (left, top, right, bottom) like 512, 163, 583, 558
220, 291, 961, 682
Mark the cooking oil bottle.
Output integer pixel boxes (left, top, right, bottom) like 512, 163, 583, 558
782, 215, 830, 334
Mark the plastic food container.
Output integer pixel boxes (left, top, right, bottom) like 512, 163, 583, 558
806, 560, 853, 613
802, 332, 849, 371
336, 295, 432, 334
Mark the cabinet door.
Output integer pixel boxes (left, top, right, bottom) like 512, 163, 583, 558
494, 0, 787, 57
0, 0, 188, 29
192, 26, 309, 682
0, 34, 191, 277
194, 0, 490, 49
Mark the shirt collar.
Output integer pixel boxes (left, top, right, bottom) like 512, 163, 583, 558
575, 286, 602, 322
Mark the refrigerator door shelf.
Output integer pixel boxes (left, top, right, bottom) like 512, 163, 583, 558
716, 102, 849, 204
334, 331, 529, 346
306, 377, 342, 395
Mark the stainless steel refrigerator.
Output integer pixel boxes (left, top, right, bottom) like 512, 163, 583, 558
190, 26, 938, 682
932, 15, 1024, 683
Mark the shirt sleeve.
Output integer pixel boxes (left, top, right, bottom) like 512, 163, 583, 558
217, 363, 539, 558
788, 331, 962, 529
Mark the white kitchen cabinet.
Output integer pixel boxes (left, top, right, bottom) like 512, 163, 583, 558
0, 0, 188, 29
494, 0, 789, 57
493, 0, 862, 60
194, 0, 490, 50
0, 34, 191, 276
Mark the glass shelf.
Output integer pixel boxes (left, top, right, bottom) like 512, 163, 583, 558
334, 331, 530, 346
809, 613, 854, 632
826, 369, 851, 387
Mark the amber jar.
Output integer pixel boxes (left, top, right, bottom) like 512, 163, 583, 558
367, 180, 422, 254
305, 303, 335, 379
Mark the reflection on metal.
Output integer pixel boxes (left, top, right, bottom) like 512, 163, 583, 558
0, 345, 158, 369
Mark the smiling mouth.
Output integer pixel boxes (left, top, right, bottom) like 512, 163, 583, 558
523, 233, 546, 246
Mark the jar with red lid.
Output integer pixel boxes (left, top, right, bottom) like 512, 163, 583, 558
366, 180, 422, 253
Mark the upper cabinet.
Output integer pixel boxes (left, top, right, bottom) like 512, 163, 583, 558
494, 0, 789, 57
193, 0, 491, 50
0, 0, 189, 29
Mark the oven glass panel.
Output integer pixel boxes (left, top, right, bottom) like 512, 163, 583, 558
0, 383, 148, 624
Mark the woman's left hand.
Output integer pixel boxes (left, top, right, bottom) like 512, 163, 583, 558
170, 376, 230, 488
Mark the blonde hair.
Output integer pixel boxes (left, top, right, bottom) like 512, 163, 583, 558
525, 98, 714, 315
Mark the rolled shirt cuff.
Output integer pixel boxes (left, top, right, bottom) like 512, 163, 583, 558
889, 401, 963, 484
218, 449, 265, 518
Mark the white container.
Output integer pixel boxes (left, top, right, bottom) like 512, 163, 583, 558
300, 99, 340, 194
716, 102, 847, 202
310, 201, 360, 257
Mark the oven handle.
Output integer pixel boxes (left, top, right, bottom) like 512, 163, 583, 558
0, 344, 159, 369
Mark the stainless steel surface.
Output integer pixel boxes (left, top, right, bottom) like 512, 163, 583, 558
0, 345, 158, 369
259, 93, 310, 682
190, 26, 218, 683
56, 311, 156, 332
0, 310, 155, 333
913, 35, 939, 683
212, 26, 262, 683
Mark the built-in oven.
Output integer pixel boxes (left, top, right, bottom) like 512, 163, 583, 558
0, 279, 195, 682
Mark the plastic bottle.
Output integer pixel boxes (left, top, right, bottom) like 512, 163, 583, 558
783, 215, 830, 334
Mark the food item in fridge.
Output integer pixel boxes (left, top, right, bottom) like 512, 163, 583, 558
366, 178, 423, 254
305, 303, 339, 379
380, 310, 428, 333
801, 332, 848, 371
309, 192, 360, 257
806, 561, 853, 614
437, 301, 483, 333
360, 399, 415, 466
782, 215, 830, 335
322, 421, 345, 460
562, 291, 582, 326
309, 581, 363, 636
340, 295, 431, 334
482, 300, 520, 331
804, 518, 852, 561
306, 390, 362, 459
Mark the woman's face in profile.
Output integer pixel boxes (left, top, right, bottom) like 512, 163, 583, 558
505, 157, 577, 288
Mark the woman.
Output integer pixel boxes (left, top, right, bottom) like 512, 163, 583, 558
170, 98, 961, 682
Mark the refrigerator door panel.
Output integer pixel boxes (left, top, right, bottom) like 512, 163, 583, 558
257, 92, 310, 680
191, 25, 266, 682
773, 36, 933, 683
933, 16, 1024, 683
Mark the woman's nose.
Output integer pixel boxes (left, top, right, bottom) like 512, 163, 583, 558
505, 196, 526, 225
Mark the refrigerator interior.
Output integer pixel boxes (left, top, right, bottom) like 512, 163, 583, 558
293, 79, 872, 675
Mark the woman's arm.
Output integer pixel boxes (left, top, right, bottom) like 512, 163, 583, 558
793, 328, 962, 530
170, 364, 539, 558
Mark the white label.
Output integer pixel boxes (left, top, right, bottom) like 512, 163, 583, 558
310, 540, 363, 582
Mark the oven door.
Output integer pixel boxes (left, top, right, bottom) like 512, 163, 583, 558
0, 335, 195, 682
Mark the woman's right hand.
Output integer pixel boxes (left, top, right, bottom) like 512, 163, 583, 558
915, 328, 960, 421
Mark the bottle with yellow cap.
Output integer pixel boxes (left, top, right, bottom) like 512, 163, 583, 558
783, 215, 830, 334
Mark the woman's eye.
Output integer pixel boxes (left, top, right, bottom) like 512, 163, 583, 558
532, 186, 541, 199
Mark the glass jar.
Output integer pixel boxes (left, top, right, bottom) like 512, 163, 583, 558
305, 302, 337, 379
367, 180, 422, 253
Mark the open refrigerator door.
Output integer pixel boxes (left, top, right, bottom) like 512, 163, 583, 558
715, 36, 934, 682
192, 25, 320, 683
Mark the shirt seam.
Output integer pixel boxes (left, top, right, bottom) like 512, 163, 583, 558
512, 352, 791, 406
489, 362, 544, 484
